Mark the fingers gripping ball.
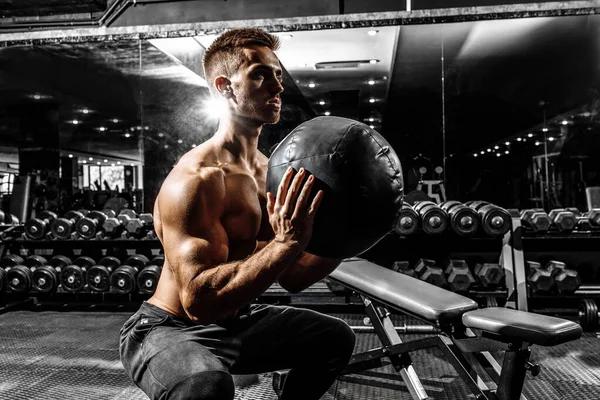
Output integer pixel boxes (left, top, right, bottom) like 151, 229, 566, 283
266, 116, 404, 258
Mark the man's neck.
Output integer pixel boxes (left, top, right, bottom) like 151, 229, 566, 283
211, 115, 263, 166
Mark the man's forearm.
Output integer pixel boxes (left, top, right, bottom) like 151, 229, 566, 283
277, 252, 343, 294
185, 240, 302, 323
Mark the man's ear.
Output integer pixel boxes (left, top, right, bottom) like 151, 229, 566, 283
215, 76, 232, 98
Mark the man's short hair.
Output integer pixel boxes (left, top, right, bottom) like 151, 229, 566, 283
203, 28, 281, 95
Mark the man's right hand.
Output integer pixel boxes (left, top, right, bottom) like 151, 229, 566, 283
266, 166, 323, 250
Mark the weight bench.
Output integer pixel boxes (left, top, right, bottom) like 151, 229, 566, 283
273, 258, 582, 400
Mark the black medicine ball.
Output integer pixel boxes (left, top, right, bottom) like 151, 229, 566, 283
266, 116, 404, 259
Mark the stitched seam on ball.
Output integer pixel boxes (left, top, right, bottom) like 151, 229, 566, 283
269, 153, 338, 168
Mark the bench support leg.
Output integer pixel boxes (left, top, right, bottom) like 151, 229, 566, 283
361, 296, 430, 400
496, 347, 530, 400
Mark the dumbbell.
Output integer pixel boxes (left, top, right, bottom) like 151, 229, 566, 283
60, 256, 96, 292
391, 260, 417, 278
6, 264, 32, 293
32, 264, 60, 293
51, 210, 85, 240
439, 201, 480, 237
466, 201, 511, 237
24, 255, 48, 268
151, 255, 165, 268
473, 263, 505, 288
87, 256, 121, 292
5, 254, 46, 293
1, 254, 25, 268
578, 299, 599, 332
24, 211, 58, 240
526, 261, 555, 294
0, 210, 19, 225
102, 217, 125, 238
543, 260, 582, 294
110, 254, 150, 294
125, 213, 155, 238
413, 201, 449, 235
49, 255, 73, 269
137, 264, 162, 294
585, 209, 600, 227
547, 209, 578, 233
394, 203, 420, 236
414, 259, 447, 287
444, 259, 476, 292
76, 210, 111, 239
520, 209, 551, 233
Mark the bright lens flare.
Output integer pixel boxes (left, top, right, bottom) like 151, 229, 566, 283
202, 97, 229, 120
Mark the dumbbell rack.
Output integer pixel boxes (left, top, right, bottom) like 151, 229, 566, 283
0, 223, 164, 310
361, 230, 510, 308
503, 209, 600, 330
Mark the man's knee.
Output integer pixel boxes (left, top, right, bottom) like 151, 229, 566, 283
166, 370, 234, 400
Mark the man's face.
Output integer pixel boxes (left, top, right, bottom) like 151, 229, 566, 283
228, 45, 284, 125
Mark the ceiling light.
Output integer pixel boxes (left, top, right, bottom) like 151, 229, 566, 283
487, 149, 492, 152
318, 101, 325, 105
561, 120, 569, 125
125, 133, 132, 138
99, 127, 106, 132
527, 133, 533, 138
548, 137, 555, 141
164, 145, 169, 149
369, 125, 375, 129
369, 59, 379, 64
368, 80, 375, 85
130, 164, 134, 167
117, 161, 121, 165
89, 157, 93, 161
158, 133, 164, 137
480, 151, 485, 155
367, 30, 378, 36
368, 118, 374, 122
505, 142, 510, 146
72, 120, 79, 125
97, 161, 101, 165
144, 126, 149, 130
33, 94, 41, 100
473, 153, 478, 157
104, 159, 108, 163
82, 109, 89, 114
112, 118, 118, 123
111, 163, 115, 167
505, 150, 509, 154
535, 141, 540, 146
130, 127, 135, 131
583, 112, 591, 117
68, 154, 73, 158
136, 126, 142, 130
324, 111, 331, 116
496, 153, 501, 157
82, 160, 87, 164
308, 83, 316, 88
178, 139, 183, 144
369, 98, 376, 103
517, 138, 523, 142
542, 127, 549, 132
494, 145, 499, 150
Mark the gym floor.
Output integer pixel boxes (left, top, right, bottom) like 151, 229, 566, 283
0, 305, 598, 400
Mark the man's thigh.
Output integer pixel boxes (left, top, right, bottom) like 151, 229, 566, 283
122, 314, 241, 398
227, 304, 354, 374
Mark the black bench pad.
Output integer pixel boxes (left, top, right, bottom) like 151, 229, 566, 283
329, 258, 478, 326
463, 307, 582, 346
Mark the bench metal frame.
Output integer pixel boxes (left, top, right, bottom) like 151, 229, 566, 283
341, 294, 531, 400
